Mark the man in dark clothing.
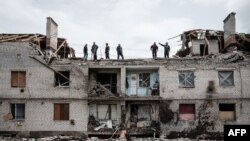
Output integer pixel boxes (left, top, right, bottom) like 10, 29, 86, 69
150, 42, 158, 59
116, 44, 124, 60
91, 42, 98, 60
105, 43, 110, 59
83, 44, 88, 61
159, 42, 170, 58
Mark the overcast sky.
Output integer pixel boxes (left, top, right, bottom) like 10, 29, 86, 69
0, 0, 249, 59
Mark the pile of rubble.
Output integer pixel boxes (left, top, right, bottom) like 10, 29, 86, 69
0, 135, 84, 141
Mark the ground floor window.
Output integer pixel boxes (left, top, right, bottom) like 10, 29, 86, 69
54, 103, 69, 120
179, 104, 195, 121
97, 104, 117, 120
11, 103, 25, 119
219, 103, 235, 121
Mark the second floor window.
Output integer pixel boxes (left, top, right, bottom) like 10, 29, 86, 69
55, 71, 70, 87
11, 71, 26, 87
218, 71, 234, 86
139, 73, 150, 87
178, 71, 194, 88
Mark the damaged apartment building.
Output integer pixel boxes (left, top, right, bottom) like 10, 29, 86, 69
0, 13, 250, 140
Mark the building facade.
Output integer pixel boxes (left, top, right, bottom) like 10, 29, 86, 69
0, 13, 250, 139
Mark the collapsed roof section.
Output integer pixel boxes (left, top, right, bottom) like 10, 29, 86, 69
0, 17, 75, 59
175, 29, 250, 57
175, 29, 224, 57
224, 33, 250, 54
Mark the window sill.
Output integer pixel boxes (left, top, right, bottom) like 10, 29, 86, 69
55, 86, 70, 88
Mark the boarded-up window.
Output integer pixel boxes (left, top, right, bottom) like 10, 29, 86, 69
11, 71, 26, 87
97, 104, 117, 120
139, 73, 150, 87
179, 104, 195, 121
11, 103, 25, 119
218, 71, 234, 86
219, 104, 235, 121
55, 71, 70, 87
54, 103, 69, 120
179, 71, 194, 88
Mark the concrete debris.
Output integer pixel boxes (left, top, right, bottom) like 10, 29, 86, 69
222, 51, 244, 62
94, 123, 106, 131
89, 83, 115, 97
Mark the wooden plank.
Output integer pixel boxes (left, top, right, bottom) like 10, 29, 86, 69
18, 71, 26, 87
11, 71, 18, 87
54, 104, 61, 120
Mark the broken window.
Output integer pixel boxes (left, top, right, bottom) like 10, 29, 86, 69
130, 105, 151, 127
11, 103, 25, 119
54, 103, 69, 120
11, 71, 26, 87
97, 73, 117, 93
55, 71, 70, 87
178, 71, 194, 88
139, 73, 150, 87
200, 44, 208, 56
218, 71, 234, 86
179, 104, 195, 121
97, 104, 117, 120
219, 103, 235, 121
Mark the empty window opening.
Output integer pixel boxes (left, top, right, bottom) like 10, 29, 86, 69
219, 103, 235, 121
200, 44, 208, 56
218, 71, 234, 86
139, 73, 150, 87
11, 71, 26, 87
130, 104, 151, 127
11, 103, 25, 120
97, 104, 117, 120
179, 71, 195, 88
54, 103, 69, 120
179, 104, 195, 121
55, 71, 70, 87
97, 73, 117, 93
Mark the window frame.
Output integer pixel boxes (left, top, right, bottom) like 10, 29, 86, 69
219, 103, 236, 121
179, 104, 195, 121
10, 103, 25, 120
97, 104, 117, 121
138, 73, 150, 88
54, 103, 70, 121
54, 71, 70, 87
178, 71, 195, 88
11, 71, 26, 88
218, 71, 234, 86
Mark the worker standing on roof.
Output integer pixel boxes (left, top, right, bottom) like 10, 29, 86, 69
150, 42, 158, 59
91, 42, 98, 61
83, 44, 88, 61
105, 43, 110, 59
116, 44, 124, 60
159, 42, 170, 58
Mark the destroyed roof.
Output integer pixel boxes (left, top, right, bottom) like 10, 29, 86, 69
224, 33, 250, 53
0, 33, 75, 57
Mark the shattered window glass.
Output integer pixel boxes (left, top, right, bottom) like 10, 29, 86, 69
55, 71, 70, 87
139, 73, 150, 87
178, 71, 195, 88
218, 71, 234, 86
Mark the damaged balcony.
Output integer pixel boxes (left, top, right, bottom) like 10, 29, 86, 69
125, 102, 160, 137
126, 68, 160, 98
88, 68, 122, 99
87, 102, 122, 137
